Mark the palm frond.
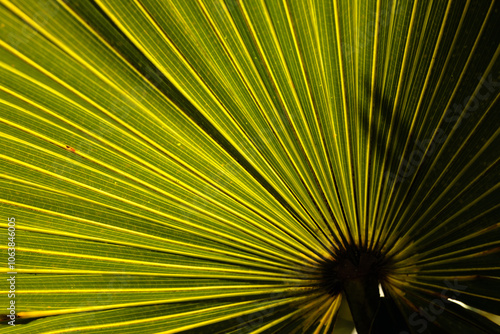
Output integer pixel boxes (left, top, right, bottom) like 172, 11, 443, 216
0, 0, 499, 333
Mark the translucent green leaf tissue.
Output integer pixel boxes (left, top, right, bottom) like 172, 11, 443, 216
0, 1, 499, 333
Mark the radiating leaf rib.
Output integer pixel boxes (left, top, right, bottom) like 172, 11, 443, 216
0, 118, 320, 263
0, 0, 334, 260
380, 2, 500, 251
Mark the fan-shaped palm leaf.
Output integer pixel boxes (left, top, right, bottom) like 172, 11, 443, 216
0, 0, 499, 333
